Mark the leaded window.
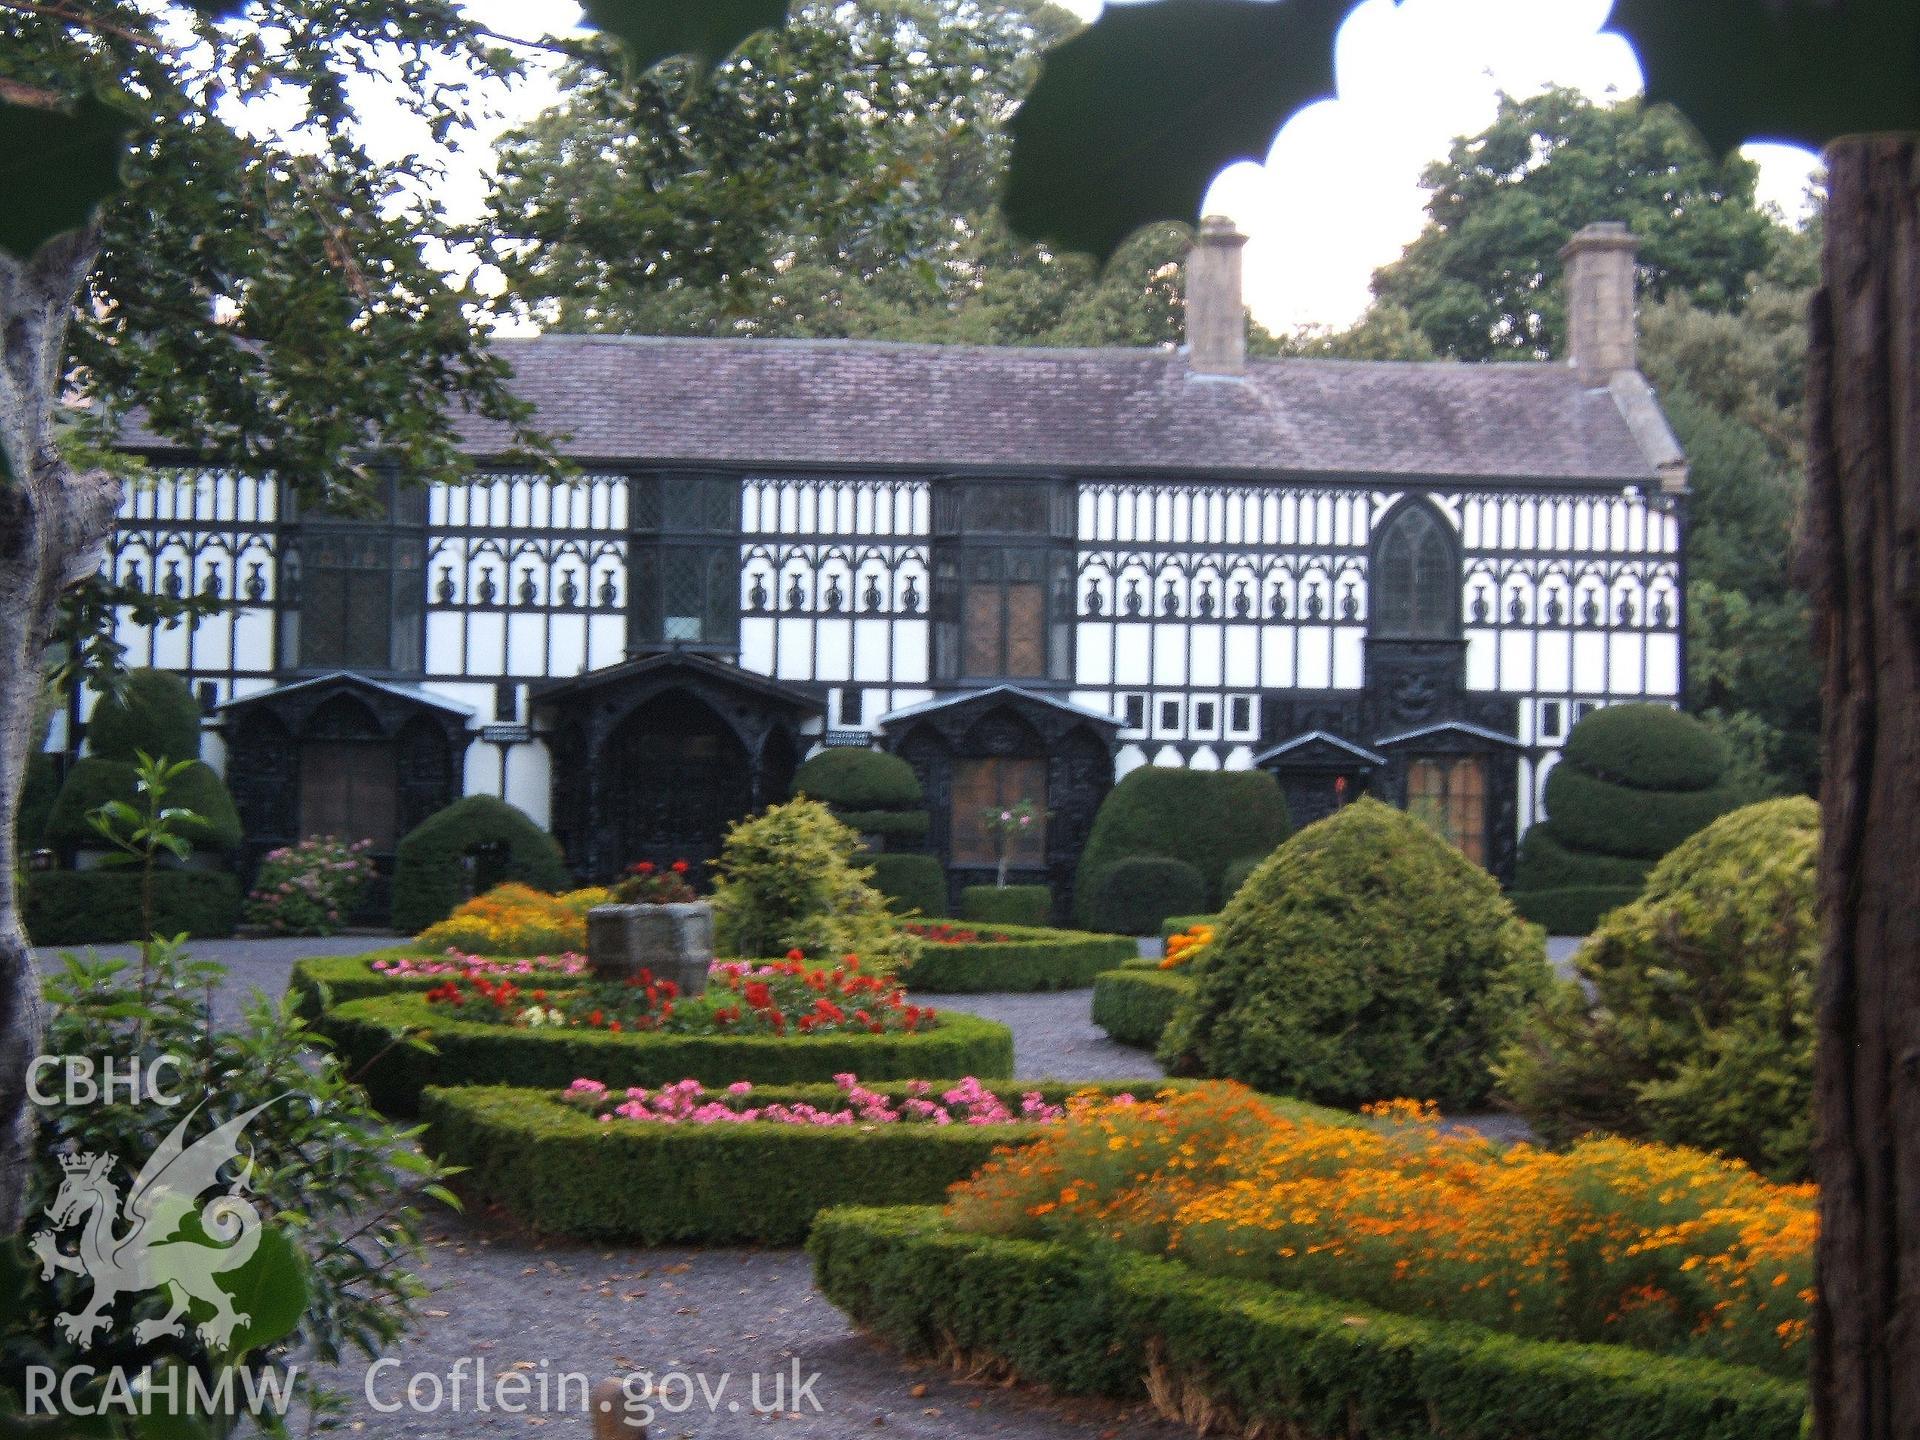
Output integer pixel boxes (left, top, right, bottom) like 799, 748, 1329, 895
932, 479, 1075, 683
627, 473, 742, 651
281, 481, 425, 674
1371, 501, 1459, 639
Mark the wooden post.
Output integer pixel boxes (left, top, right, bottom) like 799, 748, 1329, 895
592, 1376, 648, 1439
1805, 135, 1920, 1440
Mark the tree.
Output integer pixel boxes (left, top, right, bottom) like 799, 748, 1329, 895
998, 6, 1920, 1433
488, 0, 1215, 348
1369, 87, 1782, 361
0, 0, 561, 1233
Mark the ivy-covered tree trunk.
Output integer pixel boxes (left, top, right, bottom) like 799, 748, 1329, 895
0, 225, 119, 1232
1807, 136, 1920, 1440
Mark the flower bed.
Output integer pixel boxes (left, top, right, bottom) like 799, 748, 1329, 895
897, 921, 1135, 993
1090, 964, 1192, 1049
314, 993, 1016, 1116
420, 1077, 1162, 1245
808, 1206, 1805, 1440
414, 881, 610, 956
948, 1086, 1814, 1379
288, 947, 590, 1017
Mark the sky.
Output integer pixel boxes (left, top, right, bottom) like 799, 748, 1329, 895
432, 0, 1823, 334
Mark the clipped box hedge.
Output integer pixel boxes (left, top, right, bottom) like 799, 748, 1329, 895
1084, 855, 1208, 935
1091, 966, 1193, 1049
958, 884, 1051, 927
865, 853, 946, 916
1512, 885, 1642, 937
422, 1079, 1165, 1245
902, 923, 1135, 993
810, 1207, 1806, 1440
313, 992, 1017, 1116
288, 947, 480, 1016
25, 869, 241, 946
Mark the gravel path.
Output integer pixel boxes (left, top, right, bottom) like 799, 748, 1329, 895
25, 932, 1588, 1435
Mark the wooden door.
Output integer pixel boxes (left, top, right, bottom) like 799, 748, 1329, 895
299, 739, 399, 849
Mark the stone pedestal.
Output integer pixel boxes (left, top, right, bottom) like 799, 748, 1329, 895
586, 902, 714, 997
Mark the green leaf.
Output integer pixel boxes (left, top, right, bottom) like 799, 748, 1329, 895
212, 1226, 310, 1357
128, 1366, 214, 1440
1610, 0, 1920, 156
579, 0, 791, 73
1006, 0, 1351, 260
0, 95, 136, 260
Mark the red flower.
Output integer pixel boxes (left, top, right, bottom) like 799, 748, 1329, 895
671, 859, 689, 874
635, 861, 655, 874
786, 948, 805, 962
744, 982, 774, 1010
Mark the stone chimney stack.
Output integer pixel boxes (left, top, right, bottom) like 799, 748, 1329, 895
1187, 215, 1249, 376
1560, 222, 1639, 385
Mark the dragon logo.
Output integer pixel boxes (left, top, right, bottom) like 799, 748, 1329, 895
29, 1100, 278, 1350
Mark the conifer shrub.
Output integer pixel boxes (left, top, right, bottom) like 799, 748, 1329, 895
1084, 857, 1207, 935
865, 853, 947, 916
44, 758, 243, 853
1159, 798, 1550, 1108
1497, 798, 1819, 1180
1075, 767, 1289, 921
389, 796, 570, 934
710, 798, 920, 975
83, 668, 204, 763
1514, 703, 1746, 933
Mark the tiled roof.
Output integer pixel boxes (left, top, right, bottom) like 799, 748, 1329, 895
442, 335, 1670, 485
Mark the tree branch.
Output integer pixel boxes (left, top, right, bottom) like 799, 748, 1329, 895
0, 0, 165, 50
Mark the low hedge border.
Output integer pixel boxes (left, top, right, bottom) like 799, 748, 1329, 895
422, 1079, 1168, 1245
1512, 885, 1643, 936
1091, 967, 1193, 1049
313, 993, 1017, 1116
958, 885, 1051, 927
904, 923, 1135, 993
809, 1207, 1806, 1440
288, 947, 456, 1016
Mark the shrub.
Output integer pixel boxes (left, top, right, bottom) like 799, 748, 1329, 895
865, 853, 946, 916
810, 1208, 1807, 1440
1513, 704, 1744, 930
1091, 967, 1193, 1049
16, 752, 57, 851
1513, 885, 1642, 936
21, 941, 454, 1427
793, 748, 924, 810
1075, 767, 1289, 920
44, 757, 243, 853
422, 1079, 1157, 1245
1561, 702, 1731, 791
311, 992, 1016, 1115
835, 809, 931, 840
1498, 798, 1819, 1180
83, 667, 203, 762
24, 869, 241, 945
900, 922, 1134, 992
245, 836, 377, 935
1084, 856, 1207, 935
710, 798, 919, 974
959, 883, 1050, 927
389, 796, 570, 934
1219, 854, 1264, 903
1159, 798, 1550, 1109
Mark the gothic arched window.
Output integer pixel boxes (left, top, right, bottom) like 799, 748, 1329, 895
1370, 501, 1460, 639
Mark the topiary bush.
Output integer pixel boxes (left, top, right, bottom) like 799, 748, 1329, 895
1497, 798, 1818, 1180
1159, 797, 1550, 1109
1219, 854, 1265, 904
389, 795, 570, 934
1075, 767, 1289, 922
710, 798, 920, 974
24, 869, 241, 944
959, 884, 1051, 927
1085, 856, 1207, 936
1512, 704, 1747, 931
43, 757, 243, 854
82, 668, 204, 763
866, 853, 946, 916
794, 748, 930, 849
1091, 966, 1193, 1049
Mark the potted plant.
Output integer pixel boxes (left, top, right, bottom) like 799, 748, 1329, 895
585, 859, 713, 997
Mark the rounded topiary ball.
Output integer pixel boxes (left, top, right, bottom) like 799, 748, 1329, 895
85, 669, 204, 763
1498, 797, 1818, 1179
793, 748, 924, 811
1560, 702, 1730, 791
1159, 796, 1550, 1109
